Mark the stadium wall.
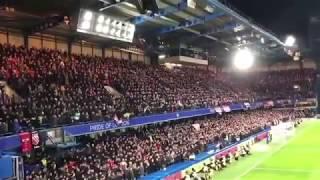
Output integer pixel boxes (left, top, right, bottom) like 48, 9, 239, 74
0, 28, 148, 62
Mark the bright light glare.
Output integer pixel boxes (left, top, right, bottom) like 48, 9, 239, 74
116, 29, 121, 37
117, 22, 122, 28
128, 24, 135, 32
112, 20, 117, 26
110, 28, 116, 35
102, 26, 109, 34
83, 11, 93, 21
81, 21, 91, 30
285, 35, 296, 47
121, 31, 127, 38
95, 24, 103, 32
97, 15, 104, 23
233, 49, 254, 70
128, 30, 134, 39
159, 54, 166, 59
105, 18, 111, 24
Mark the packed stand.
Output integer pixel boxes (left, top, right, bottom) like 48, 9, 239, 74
222, 69, 316, 100
24, 110, 303, 180
0, 43, 316, 134
112, 64, 252, 116
0, 43, 251, 134
0, 44, 128, 134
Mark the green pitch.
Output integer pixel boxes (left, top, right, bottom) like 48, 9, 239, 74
215, 119, 320, 180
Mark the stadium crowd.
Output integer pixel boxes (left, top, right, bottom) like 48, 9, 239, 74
0, 44, 316, 134
222, 69, 316, 100
24, 110, 304, 180
0, 44, 252, 134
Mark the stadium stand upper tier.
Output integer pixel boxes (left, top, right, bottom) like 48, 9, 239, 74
221, 70, 316, 100
0, 43, 316, 134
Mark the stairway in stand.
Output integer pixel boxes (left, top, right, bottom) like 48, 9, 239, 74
0, 81, 23, 103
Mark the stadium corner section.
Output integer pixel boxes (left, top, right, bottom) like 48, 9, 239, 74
140, 129, 270, 180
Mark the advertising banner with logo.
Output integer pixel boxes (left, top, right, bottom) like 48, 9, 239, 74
32, 131, 41, 149
19, 132, 32, 153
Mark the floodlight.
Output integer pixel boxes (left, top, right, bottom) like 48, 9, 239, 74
159, 54, 166, 59
105, 18, 111, 24
112, 20, 117, 27
125, 32, 131, 39
122, 23, 128, 29
293, 84, 300, 89
233, 48, 254, 70
128, 24, 135, 31
261, 38, 265, 44
285, 35, 296, 47
81, 21, 91, 30
83, 11, 93, 21
96, 24, 103, 32
293, 56, 300, 61
117, 22, 122, 28
128, 30, 135, 39
116, 29, 121, 37
121, 31, 127, 38
110, 28, 116, 35
102, 26, 109, 34
205, 5, 214, 13
97, 15, 104, 23
77, 9, 136, 42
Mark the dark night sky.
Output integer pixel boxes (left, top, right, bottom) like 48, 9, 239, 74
227, 0, 320, 44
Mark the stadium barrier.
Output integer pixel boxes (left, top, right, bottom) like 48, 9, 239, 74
0, 135, 21, 151
0, 102, 264, 151
0, 155, 24, 180
63, 108, 215, 136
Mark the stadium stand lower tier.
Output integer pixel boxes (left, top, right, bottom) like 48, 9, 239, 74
23, 110, 309, 180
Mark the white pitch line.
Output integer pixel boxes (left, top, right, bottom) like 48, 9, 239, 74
254, 167, 320, 173
235, 134, 298, 180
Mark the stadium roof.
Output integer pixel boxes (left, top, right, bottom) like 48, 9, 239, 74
0, 0, 288, 61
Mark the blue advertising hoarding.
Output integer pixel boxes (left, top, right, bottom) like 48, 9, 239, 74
0, 102, 253, 150
63, 108, 215, 136
0, 135, 20, 151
